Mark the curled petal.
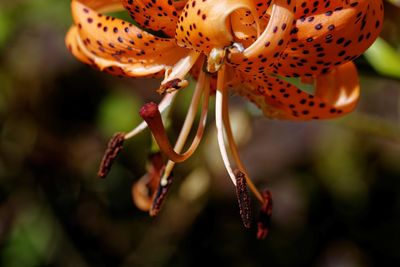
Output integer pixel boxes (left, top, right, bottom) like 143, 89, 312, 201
175, 0, 259, 54
227, 0, 295, 73
66, 26, 93, 65
233, 62, 360, 121
66, 0, 190, 77
74, 0, 123, 12
122, 0, 179, 37
254, 0, 272, 20
274, 0, 384, 77
230, 8, 259, 46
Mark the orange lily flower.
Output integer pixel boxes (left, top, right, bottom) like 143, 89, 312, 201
66, 0, 383, 238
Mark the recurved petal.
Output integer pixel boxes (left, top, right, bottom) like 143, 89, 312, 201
66, 0, 190, 77
230, 8, 259, 45
232, 62, 360, 121
254, 0, 272, 20
273, 0, 384, 77
227, 0, 295, 74
122, 0, 179, 37
175, 0, 259, 54
74, 0, 123, 12
66, 26, 93, 65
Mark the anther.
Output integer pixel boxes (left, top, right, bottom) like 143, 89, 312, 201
149, 169, 173, 217
132, 153, 165, 211
257, 189, 273, 240
157, 78, 189, 95
234, 169, 252, 228
98, 132, 125, 178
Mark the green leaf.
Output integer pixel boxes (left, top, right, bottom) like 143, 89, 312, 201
97, 91, 142, 136
364, 37, 400, 79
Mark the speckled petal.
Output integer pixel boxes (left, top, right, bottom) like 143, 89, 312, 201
274, 0, 384, 77
66, 0, 190, 77
227, 0, 296, 74
122, 0, 179, 37
175, 0, 259, 54
254, 0, 272, 20
233, 62, 360, 121
66, 26, 93, 65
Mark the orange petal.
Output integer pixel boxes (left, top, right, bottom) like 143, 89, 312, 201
227, 0, 295, 74
233, 62, 360, 121
175, 0, 259, 54
66, 26, 93, 65
122, 0, 179, 37
254, 0, 272, 20
230, 8, 259, 46
73, 0, 123, 12
66, 0, 190, 77
273, 0, 384, 77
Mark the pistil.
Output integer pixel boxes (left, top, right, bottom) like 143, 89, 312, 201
160, 70, 211, 186
140, 69, 210, 163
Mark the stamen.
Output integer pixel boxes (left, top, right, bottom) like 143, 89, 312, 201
149, 169, 173, 217
220, 75, 264, 203
215, 65, 237, 185
160, 50, 200, 93
257, 189, 273, 240
98, 132, 125, 178
157, 78, 189, 95
234, 169, 252, 228
160, 71, 211, 186
132, 152, 165, 211
124, 91, 177, 140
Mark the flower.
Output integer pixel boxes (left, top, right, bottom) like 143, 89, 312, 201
66, 0, 383, 238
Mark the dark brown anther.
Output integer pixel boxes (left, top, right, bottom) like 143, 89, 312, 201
257, 189, 273, 240
98, 132, 125, 178
132, 152, 165, 211
234, 169, 252, 228
157, 78, 189, 95
149, 170, 173, 217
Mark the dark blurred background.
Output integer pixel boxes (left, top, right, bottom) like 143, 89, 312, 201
1, 1, 400, 267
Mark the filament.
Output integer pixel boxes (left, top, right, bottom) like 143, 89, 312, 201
220, 76, 264, 203
141, 69, 210, 163
215, 65, 237, 186
161, 71, 211, 186
161, 51, 200, 85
